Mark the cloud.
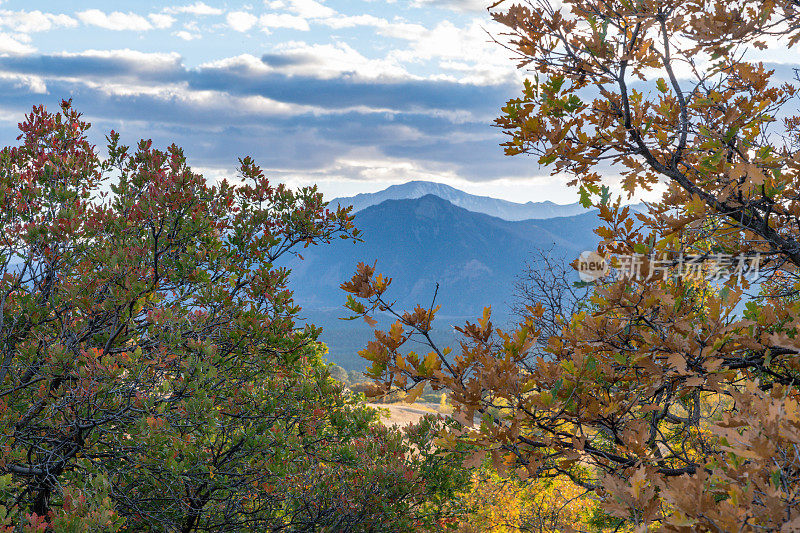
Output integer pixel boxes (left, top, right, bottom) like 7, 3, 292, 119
174, 30, 202, 41
318, 14, 384, 29
0, 49, 184, 82
163, 3, 224, 16
76, 10, 153, 31
0, 10, 78, 33
272, 0, 337, 19
227, 11, 258, 32
148, 13, 176, 29
318, 13, 428, 40
411, 0, 490, 12
0, 33, 35, 55
0, 70, 535, 200
0, 71, 46, 93
0, 15, 533, 192
185, 50, 513, 116
0, 48, 511, 115
389, 19, 518, 85
259, 13, 310, 32
0, 1, 717, 203
259, 42, 407, 79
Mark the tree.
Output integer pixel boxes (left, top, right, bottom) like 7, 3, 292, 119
457, 464, 611, 533
512, 248, 591, 359
0, 101, 470, 532
343, 1, 800, 530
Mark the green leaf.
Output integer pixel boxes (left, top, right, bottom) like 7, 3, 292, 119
578, 185, 593, 208
599, 185, 611, 206
551, 378, 563, 397
719, 286, 730, 301
538, 152, 557, 165
772, 470, 782, 489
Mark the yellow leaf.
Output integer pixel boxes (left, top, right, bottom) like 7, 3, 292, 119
404, 382, 425, 404
423, 352, 438, 374
629, 467, 647, 499
479, 306, 492, 331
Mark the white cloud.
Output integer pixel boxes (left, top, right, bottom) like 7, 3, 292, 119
148, 13, 176, 29
294, 13, 510, 85
319, 14, 427, 40
10, 51, 177, 101
164, 3, 224, 16
411, 0, 490, 13
732, 31, 800, 67
303, 0, 337, 18
315, 147, 462, 184
63, 48, 181, 63
389, 19, 518, 85
55, 49, 183, 76
377, 20, 428, 40
227, 11, 258, 32
71, 76, 316, 121
282, 0, 336, 19
0, 32, 35, 55
259, 13, 310, 32
174, 30, 202, 40
0, 71, 47, 93
320, 13, 384, 29
199, 53, 270, 72
0, 10, 77, 33
200, 50, 414, 89
265, 42, 410, 80
76, 10, 153, 31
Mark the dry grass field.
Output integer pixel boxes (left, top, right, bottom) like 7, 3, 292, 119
366, 402, 449, 427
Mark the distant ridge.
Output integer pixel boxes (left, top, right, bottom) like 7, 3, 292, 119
329, 180, 589, 221
286, 194, 604, 369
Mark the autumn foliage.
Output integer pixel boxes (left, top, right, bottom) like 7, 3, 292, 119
457, 467, 617, 533
342, 0, 800, 531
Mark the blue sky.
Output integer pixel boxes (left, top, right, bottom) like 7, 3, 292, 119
0, 0, 590, 203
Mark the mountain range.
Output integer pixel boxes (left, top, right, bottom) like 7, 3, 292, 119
329, 180, 589, 220
285, 187, 604, 370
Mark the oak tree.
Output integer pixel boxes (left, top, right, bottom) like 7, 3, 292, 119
344, 1, 800, 530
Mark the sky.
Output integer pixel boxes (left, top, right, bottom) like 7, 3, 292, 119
0, 0, 586, 203
2, 3, 799, 205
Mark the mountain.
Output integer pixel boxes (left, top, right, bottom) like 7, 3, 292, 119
329, 180, 589, 221
285, 195, 603, 369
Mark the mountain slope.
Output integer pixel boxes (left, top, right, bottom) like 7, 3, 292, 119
329, 180, 589, 221
285, 195, 603, 369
